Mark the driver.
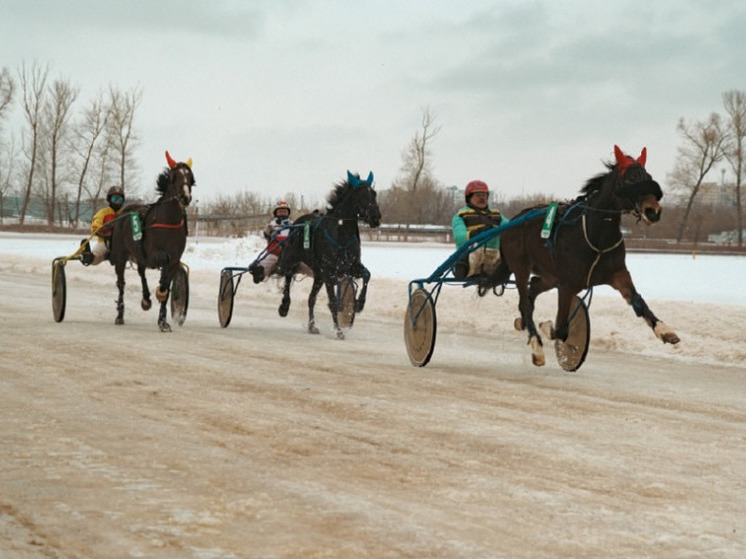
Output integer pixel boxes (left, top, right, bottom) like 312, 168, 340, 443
249, 201, 294, 283
80, 185, 125, 266
451, 180, 508, 279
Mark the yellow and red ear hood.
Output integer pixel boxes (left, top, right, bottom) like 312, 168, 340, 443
165, 151, 193, 169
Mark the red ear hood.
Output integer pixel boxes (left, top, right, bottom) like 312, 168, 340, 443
614, 145, 647, 174
165, 150, 177, 169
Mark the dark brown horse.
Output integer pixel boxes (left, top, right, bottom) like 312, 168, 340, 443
109, 151, 195, 331
275, 171, 381, 339
491, 145, 680, 366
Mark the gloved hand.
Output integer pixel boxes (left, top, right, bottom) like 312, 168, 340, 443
468, 225, 490, 239
97, 223, 113, 238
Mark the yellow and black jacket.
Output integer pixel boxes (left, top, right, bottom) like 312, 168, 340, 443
451, 205, 508, 250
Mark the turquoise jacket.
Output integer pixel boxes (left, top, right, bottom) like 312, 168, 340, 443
451, 206, 509, 250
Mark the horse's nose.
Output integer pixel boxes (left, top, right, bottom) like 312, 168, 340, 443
644, 206, 660, 223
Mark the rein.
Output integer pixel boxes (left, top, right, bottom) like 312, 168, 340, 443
549, 193, 625, 287
581, 213, 623, 287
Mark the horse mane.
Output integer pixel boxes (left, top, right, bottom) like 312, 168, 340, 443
156, 167, 171, 195
326, 177, 355, 211
579, 161, 616, 197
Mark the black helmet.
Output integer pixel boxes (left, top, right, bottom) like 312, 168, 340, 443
107, 185, 124, 201
106, 185, 125, 210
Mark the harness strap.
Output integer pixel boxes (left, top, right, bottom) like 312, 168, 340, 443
148, 219, 185, 229
582, 214, 623, 286
323, 228, 358, 249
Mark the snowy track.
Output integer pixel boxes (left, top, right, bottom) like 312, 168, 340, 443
1, 236, 745, 557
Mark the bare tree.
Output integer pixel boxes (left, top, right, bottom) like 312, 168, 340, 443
0, 66, 15, 126
670, 113, 728, 243
42, 77, 79, 225
722, 90, 746, 247
70, 91, 110, 227
396, 107, 441, 193
17, 61, 50, 225
389, 107, 443, 228
0, 67, 16, 224
106, 85, 141, 194
0, 137, 19, 224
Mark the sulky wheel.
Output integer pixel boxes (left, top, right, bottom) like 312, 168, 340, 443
217, 269, 235, 328
170, 263, 189, 326
52, 258, 67, 323
337, 276, 357, 329
555, 294, 590, 372
404, 288, 437, 367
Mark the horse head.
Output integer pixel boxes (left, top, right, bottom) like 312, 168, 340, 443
346, 170, 382, 228
162, 150, 195, 207
612, 145, 663, 224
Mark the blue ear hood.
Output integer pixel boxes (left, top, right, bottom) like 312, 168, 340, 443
347, 170, 374, 188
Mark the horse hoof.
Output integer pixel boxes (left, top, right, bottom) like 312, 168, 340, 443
278, 304, 289, 317
159, 322, 172, 333
141, 298, 152, 311
655, 322, 680, 345
155, 286, 168, 303
336, 329, 345, 340
115, 317, 124, 325
514, 317, 524, 331
663, 333, 680, 344
308, 325, 320, 335
529, 336, 545, 366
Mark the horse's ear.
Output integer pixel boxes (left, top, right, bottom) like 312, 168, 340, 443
186, 157, 193, 169
637, 147, 647, 168
366, 171, 374, 186
165, 150, 177, 169
613, 145, 626, 166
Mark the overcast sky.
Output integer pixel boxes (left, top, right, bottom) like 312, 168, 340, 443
2, 0, 745, 208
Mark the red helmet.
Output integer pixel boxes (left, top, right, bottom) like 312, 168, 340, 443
273, 200, 290, 216
465, 180, 489, 199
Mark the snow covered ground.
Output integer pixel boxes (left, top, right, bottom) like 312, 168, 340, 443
1, 231, 745, 557
4, 230, 746, 305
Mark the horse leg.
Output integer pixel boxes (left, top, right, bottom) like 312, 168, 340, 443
115, 263, 126, 325
138, 264, 152, 311
325, 280, 344, 339
540, 285, 577, 342
353, 264, 371, 313
608, 269, 680, 344
512, 269, 545, 366
307, 276, 324, 334
155, 252, 172, 332
278, 274, 292, 317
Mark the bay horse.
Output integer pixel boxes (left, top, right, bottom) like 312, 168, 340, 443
490, 145, 680, 366
275, 170, 382, 339
108, 151, 195, 331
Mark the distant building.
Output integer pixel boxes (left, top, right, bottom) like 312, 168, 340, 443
698, 181, 738, 207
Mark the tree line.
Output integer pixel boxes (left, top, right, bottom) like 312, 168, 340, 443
378, 100, 746, 247
1, 61, 744, 247
0, 61, 141, 228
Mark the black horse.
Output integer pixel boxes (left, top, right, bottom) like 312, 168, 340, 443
108, 151, 195, 331
490, 145, 680, 366
276, 170, 382, 339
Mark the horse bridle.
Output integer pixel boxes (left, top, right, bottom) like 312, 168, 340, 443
160, 167, 193, 209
